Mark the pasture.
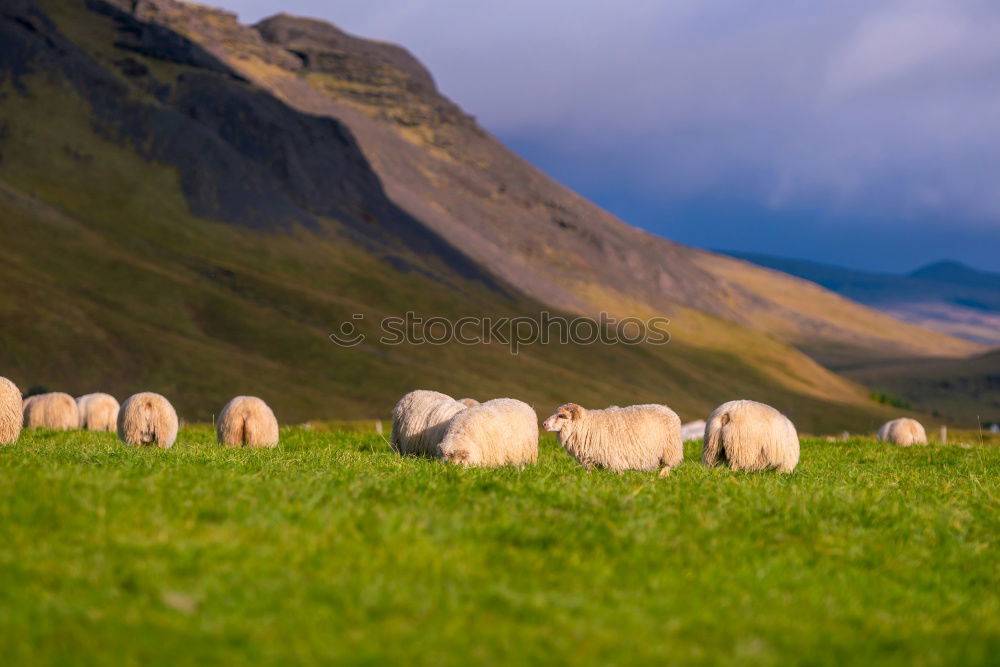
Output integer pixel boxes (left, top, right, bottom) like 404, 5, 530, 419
0, 428, 997, 665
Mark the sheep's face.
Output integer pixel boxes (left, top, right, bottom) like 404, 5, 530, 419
542, 403, 583, 432
441, 441, 480, 466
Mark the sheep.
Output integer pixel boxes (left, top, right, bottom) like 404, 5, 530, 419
390, 390, 469, 457
702, 400, 799, 473
76, 393, 120, 432
457, 397, 480, 408
681, 419, 706, 442
117, 392, 178, 449
217, 396, 279, 448
0, 376, 21, 444
876, 418, 927, 446
542, 403, 683, 476
439, 398, 538, 467
23, 392, 78, 430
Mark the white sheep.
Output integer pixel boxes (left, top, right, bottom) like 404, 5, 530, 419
117, 392, 178, 449
702, 400, 799, 473
217, 396, 279, 448
0, 376, 21, 444
457, 397, 480, 408
439, 398, 538, 467
390, 389, 469, 457
23, 392, 79, 430
542, 403, 683, 475
76, 393, 120, 432
876, 418, 927, 446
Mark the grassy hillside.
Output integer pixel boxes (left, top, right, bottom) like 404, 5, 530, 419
0, 0, 925, 431
842, 350, 1000, 426
1, 427, 997, 665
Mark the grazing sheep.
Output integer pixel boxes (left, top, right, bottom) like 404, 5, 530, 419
23, 392, 78, 430
440, 398, 538, 467
76, 393, 120, 432
876, 418, 927, 446
217, 396, 279, 448
457, 397, 480, 408
0, 376, 21, 444
543, 403, 683, 476
702, 400, 799, 473
681, 419, 706, 442
391, 390, 469, 457
117, 392, 178, 449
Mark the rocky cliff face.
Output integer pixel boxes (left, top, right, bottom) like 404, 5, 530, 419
3, 0, 500, 287
110, 0, 978, 363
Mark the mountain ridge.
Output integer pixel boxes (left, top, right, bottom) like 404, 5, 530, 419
165, 2, 977, 363
724, 251, 1000, 346
0, 0, 984, 427
909, 260, 1000, 290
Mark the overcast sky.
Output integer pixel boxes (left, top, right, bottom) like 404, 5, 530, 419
217, 0, 1000, 272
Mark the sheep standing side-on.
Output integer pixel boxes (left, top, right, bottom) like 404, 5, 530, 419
543, 403, 683, 476
76, 393, 120, 432
457, 398, 480, 408
0, 376, 22, 444
217, 396, 279, 448
439, 398, 538, 467
23, 392, 79, 430
390, 390, 469, 457
117, 392, 178, 449
876, 418, 927, 446
702, 400, 799, 473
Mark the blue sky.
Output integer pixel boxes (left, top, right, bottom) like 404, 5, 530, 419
216, 0, 1000, 273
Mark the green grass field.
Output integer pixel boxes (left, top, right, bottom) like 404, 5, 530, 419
1, 428, 997, 665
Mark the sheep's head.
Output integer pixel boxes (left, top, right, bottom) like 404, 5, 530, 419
440, 440, 480, 466
542, 403, 583, 432
457, 398, 479, 408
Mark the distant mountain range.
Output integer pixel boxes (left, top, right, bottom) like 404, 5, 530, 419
723, 254, 1000, 347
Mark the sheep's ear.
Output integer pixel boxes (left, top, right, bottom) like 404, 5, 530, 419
565, 403, 583, 420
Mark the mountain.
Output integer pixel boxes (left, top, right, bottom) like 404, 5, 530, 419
909, 261, 1000, 291
0, 0, 983, 429
724, 252, 1000, 347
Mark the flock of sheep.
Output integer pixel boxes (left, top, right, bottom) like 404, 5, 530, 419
0, 376, 277, 449
0, 375, 930, 473
390, 390, 928, 474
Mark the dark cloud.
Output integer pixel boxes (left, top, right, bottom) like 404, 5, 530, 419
220, 0, 1000, 271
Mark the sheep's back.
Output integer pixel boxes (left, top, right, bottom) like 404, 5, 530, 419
24, 392, 78, 430
76, 393, 120, 431
391, 390, 467, 456
706, 400, 798, 472
118, 392, 178, 448
0, 377, 21, 444
878, 418, 926, 446
217, 396, 279, 447
442, 398, 538, 466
